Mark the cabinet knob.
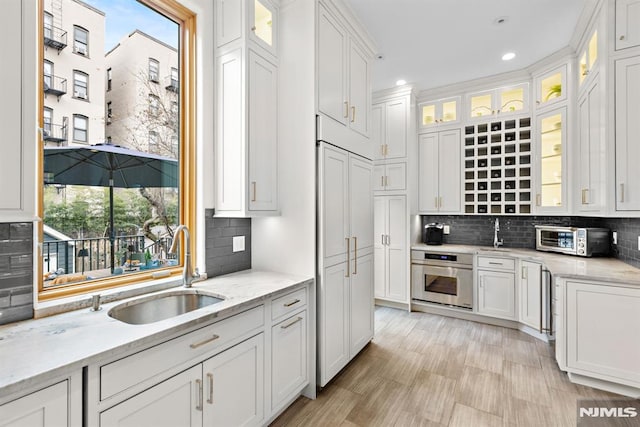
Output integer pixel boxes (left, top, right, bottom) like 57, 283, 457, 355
620, 35, 625, 40
251, 26, 256, 31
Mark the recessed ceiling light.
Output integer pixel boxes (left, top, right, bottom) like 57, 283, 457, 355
493, 16, 509, 25
396, 79, 407, 86
502, 52, 516, 61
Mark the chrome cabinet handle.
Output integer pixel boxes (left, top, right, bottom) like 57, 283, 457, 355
281, 316, 303, 329
539, 274, 544, 334
381, 234, 385, 245
251, 181, 257, 202
488, 261, 503, 266
386, 235, 390, 246
351, 106, 356, 123
190, 334, 220, 349
343, 101, 349, 118
206, 373, 213, 404
345, 237, 350, 277
384, 176, 388, 187
352, 236, 358, 275
284, 299, 300, 307
196, 379, 203, 411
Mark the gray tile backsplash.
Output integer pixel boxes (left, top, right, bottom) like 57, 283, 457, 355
0, 223, 34, 325
421, 215, 640, 268
205, 210, 251, 277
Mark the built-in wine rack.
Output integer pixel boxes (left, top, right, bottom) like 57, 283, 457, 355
463, 117, 532, 214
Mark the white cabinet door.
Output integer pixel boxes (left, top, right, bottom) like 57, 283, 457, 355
536, 107, 567, 212
387, 196, 407, 302
349, 154, 373, 254
477, 270, 516, 320
0, 0, 23, 211
385, 162, 407, 191
371, 103, 385, 160
0, 381, 68, 427
616, 0, 640, 50
519, 261, 542, 330
317, 4, 347, 125
350, 252, 374, 355
615, 55, 640, 210
100, 366, 202, 427
373, 197, 386, 299
271, 311, 307, 412
566, 281, 640, 385
202, 334, 264, 427
438, 129, 461, 212
214, 0, 242, 48
322, 145, 349, 264
248, 51, 278, 211
320, 262, 350, 386
385, 98, 407, 159
577, 77, 602, 212
418, 133, 439, 213
534, 65, 567, 109
348, 39, 369, 137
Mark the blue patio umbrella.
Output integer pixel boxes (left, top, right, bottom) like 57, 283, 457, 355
44, 143, 178, 273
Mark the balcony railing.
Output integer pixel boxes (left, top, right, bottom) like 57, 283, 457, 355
44, 24, 67, 51
43, 123, 68, 144
44, 75, 67, 98
165, 75, 179, 93
42, 235, 173, 280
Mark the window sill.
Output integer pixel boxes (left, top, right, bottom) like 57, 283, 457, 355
34, 272, 208, 319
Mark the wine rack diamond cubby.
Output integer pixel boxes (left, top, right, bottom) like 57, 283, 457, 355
464, 117, 532, 214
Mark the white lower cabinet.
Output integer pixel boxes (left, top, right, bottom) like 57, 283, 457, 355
350, 253, 374, 356
0, 381, 69, 427
564, 280, 640, 389
100, 365, 203, 427
271, 311, 307, 412
477, 269, 516, 320
374, 195, 407, 303
518, 261, 543, 330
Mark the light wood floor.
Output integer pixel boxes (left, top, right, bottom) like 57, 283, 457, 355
271, 306, 621, 426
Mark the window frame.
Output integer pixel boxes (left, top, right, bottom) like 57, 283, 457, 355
73, 25, 89, 56
38, 0, 198, 301
73, 70, 89, 100
44, 12, 53, 40
106, 67, 112, 91
149, 58, 160, 82
43, 107, 52, 133
72, 114, 88, 143
43, 60, 53, 89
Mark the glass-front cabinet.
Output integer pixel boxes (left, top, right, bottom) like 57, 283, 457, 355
536, 107, 567, 212
467, 83, 528, 120
419, 96, 460, 129
250, 0, 277, 56
534, 65, 566, 109
578, 30, 598, 88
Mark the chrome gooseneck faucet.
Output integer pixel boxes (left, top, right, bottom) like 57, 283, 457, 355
493, 218, 504, 249
169, 225, 200, 287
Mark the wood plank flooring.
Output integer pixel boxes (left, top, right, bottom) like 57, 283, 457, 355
271, 306, 621, 426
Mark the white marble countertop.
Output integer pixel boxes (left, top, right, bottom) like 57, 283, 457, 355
0, 269, 313, 398
411, 243, 640, 287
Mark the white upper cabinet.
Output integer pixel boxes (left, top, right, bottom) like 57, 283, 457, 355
534, 65, 567, 110
578, 29, 599, 89
615, 55, 640, 211
577, 76, 604, 213
467, 83, 528, 120
373, 97, 408, 160
418, 130, 461, 213
535, 107, 567, 213
419, 96, 460, 130
616, 0, 640, 50
215, 0, 278, 59
317, 2, 373, 157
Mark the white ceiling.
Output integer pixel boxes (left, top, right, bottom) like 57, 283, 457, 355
345, 0, 587, 92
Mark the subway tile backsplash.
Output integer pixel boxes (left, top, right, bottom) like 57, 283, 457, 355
421, 215, 640, 269
205, 210, 251, 277
0, 223, 34, 325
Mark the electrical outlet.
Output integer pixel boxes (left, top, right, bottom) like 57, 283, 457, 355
613, 231, 618, 245
443, 225, 450, 235
233, 236, 245, 252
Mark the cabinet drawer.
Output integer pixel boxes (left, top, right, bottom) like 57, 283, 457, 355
100, 305, 264, 401
477, 256, 515, 271
272, 287, 307, 320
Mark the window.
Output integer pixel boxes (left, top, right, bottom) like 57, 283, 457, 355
148, 131, 158, 152
149, 94, 160, 115
73, 114, 88, 142
106, 102, 112, 124
74, 26, 88, 55
171, 67, 178, 86
39, 0, 196, 301
73, 71, 88, 99
44, 12, 53, 40
149, 58, 159, 82
43, 108, 52, 134
106, 136, 112, 144
44, 60, 53, 89
171, 101, 178, 114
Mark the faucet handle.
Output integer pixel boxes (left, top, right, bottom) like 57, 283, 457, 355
193, 267, 201, 279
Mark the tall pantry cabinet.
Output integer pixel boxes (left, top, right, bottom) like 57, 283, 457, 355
316, 0, 376, 387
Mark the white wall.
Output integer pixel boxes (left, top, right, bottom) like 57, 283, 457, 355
251, 0, 317, 277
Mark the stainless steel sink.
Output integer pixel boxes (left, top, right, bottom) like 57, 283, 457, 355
108, 290, 224, 325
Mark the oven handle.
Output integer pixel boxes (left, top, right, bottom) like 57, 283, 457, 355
415, 264, 472, 277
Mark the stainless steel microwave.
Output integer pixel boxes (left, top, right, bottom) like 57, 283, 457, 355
535, 225, 610, 257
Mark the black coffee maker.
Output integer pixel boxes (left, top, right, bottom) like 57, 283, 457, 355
423, 223, 444, 245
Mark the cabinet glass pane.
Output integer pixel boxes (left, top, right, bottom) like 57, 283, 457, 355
500, 87, 524, 113
254, 0, 273, 46
470, 94, 492, 118
588, 30, 598, 70
579, 52, 588, 85
442, 100, 457, 122
540, 113, 562, 207
540, 72, 562, 104
422, 104, 436, 126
